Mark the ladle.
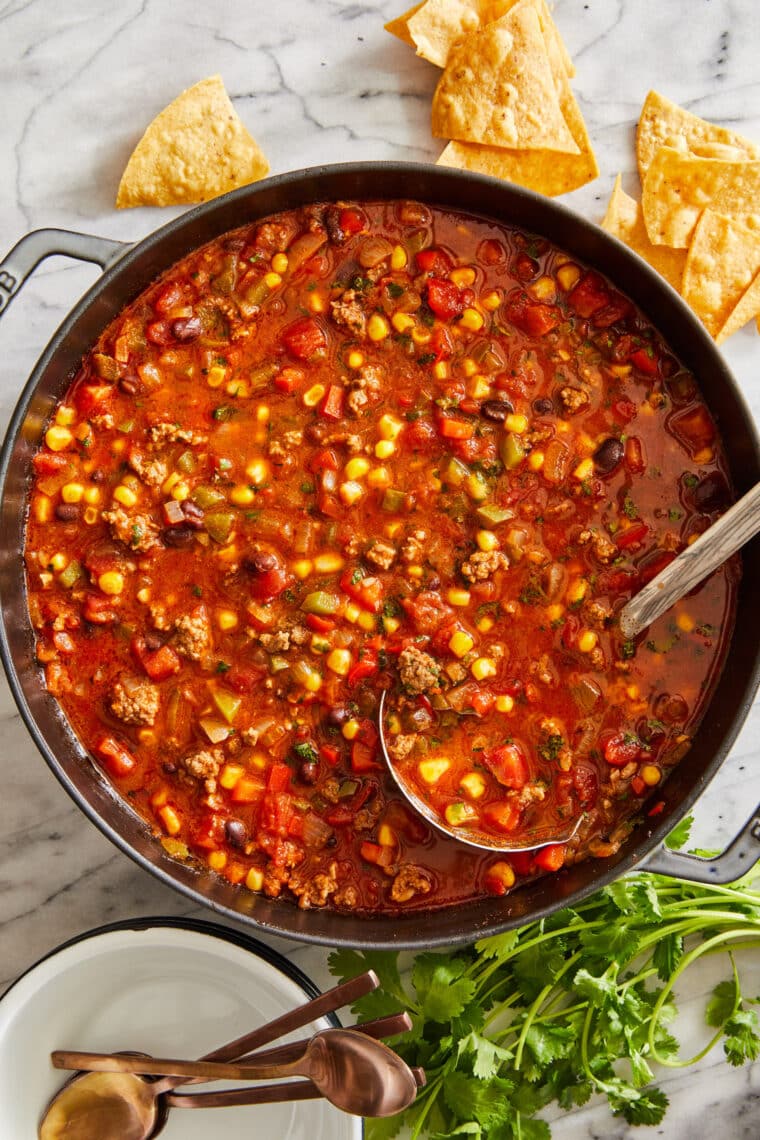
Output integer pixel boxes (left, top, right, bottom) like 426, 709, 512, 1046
39, 970, 381, 1140
53, 1027, 419, 1118
378, 690, 583, 852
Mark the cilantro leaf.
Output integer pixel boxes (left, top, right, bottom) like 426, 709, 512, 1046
665, 813, 693, 850
617, 1085, 669, 1125
653, 932, 684, 981
412, 954, 477, 1022
607, 877, 662, 920
706, 978, 739, 1027
443, 1072, 515, 1128
474, 930, 519, 961
457, 1032, 513, 1080
724, 1009, 760, 1066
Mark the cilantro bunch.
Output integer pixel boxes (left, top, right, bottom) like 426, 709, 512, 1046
329, 821, 760, 1139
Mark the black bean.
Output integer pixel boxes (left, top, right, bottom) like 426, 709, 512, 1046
481, 398, 514, 422
299, 761, 319, 785
171, 316, 202, 343
162, 761, 178, 775
532, 397, 554, 414
55, 503, 80, 522
691, 472, 729, 514
593, 437, 624, 475
325, 705, 350, 729
162, 525, 195, 548
144, 633, 164, 652
225, 819, 248, 849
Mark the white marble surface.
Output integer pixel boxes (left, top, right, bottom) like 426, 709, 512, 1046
1, 0, 759, 1135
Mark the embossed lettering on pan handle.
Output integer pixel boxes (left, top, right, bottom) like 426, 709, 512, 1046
0, 228, 131, 320
642, 803, 760, 884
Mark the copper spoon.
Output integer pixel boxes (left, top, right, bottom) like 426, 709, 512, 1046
53, 1028, 420, 1118
378, 690, 582, 853
619, 480, 760, 639
39, 970, 381, 1140
166, 1066, 427, 1109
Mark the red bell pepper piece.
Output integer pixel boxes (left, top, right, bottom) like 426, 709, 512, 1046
273, 367, 303, 394
533, 843, 567, 872
94, 734, 136, 778
259, 792, 295, 836
305, 614, 335, 633
319, 744, 341, 766
625, 435, 646, 474
483, 743, 528, 789
482, 801, 521, 833
616, 521, 649, 550
347, 650, 379, 688
267, 763, 293, 793
131, 637, 181, 681
630, 345, 660, 375
321, 384, 344, 420
437, 416, 475, 440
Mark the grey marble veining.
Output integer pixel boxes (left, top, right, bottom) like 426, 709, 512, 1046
1, 1, 759, 1136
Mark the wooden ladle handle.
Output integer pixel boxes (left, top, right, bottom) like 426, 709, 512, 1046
619, 481, 760, 640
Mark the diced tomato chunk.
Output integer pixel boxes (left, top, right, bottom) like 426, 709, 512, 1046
131, 637, 181, 681
340, 568, 384, 613
249, 557, 294, 603
603, 731, 641, 767
274, 367, 304, 394
504, 290, 561, 337
572, 764, 598, 806
145, 319, 174, 346
533, 843, 566, 872
426, 277, 464, 321
75, 383, 114, 418
154, 281, 186, 315
509, 851, 535, 877
625, 436, 645, 474
267, 763, 293, 793
281, 317, 327, 360
482, 800, 521, 833
612, 398, 637, 424
416, 248, 452, 275
351, 740, 381, 773
338, 207, 366, 236
483, 743, 529, 789
347, 650, 379, 687
567, 271, 610, 318
319, 744, 341, 766
616, 521, 649, 550
360, 840, 396, 867
630, 345, 660, 376
322, 384, 344, 420
83, 593, 118, 625
94, 734, 136, 778
259, 791, 295, 835
437, 416, 475, 440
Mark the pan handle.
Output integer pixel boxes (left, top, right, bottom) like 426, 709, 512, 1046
641, 802, 760, 884
0, 228, 131, 321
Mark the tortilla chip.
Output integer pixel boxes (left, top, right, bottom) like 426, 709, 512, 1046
384, 2, 426, 47
116, 76, 269, 208
641, 145, 760, 248
637, 90, 760, 179
681, 210, 760, 338
716, 271, 760, 344
407, 0, 483, 66
431, 4, 580, 152
486, 0, 574, 76
600, 175, 686, 293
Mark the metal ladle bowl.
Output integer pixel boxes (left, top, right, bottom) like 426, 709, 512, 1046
377, 691, 583, 853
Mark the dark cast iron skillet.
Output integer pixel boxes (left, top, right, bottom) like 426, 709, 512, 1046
1, 163, 759, 949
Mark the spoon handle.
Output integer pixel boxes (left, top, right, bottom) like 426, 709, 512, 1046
51, 1049, 304, 1081
166, 1067, 427, 1110
618, 480, 760, 640
234, 1010, 412, 1067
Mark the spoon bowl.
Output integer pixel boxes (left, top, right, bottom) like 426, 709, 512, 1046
39, 1069, 165, 1140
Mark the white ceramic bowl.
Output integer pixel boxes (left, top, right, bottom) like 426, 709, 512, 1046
0, 918, 364, 1140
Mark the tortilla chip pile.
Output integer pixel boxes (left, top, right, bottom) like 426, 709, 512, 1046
602, 91, 760, 343
386, 0, 598, 196
117, 75, 269, 209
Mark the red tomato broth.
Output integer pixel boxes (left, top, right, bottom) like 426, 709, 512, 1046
24, 200, 737, 914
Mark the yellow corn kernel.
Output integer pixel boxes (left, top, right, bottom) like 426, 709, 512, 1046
391, 244, 407, 270
45, 425, 73, 452
504, 413, 528, 434
264, 272, 282, 289
303, 383, 326, 408
460, 771, 486, 799
138, 730, 156, 748
384, 520, 403, 539
406, 564, 423, 579
529, 275, 556, 302
687, 532, 700, 546
368, 466, 391, 488
55, 405, 76, 426
375, 439, 395, 460
245, 458, 270, 485
111, 437, 127, 453
49, 552, 68, 572
471, 656, 497, 681
378, 414, 403, 441
609, 363, 632, 378
98, 571, 124, 596
447, 588, 471, 607
158, 805, 182, 836
256, 404, 270, 424
476, 530, 499, 552
450, 267, 476, 288
476, 614, 495, 633
208, 850, 228, 872
577, 432, 596, 456
573, 457, 595, 482
303, 668, 322, 693
307, 291, 326, 313
468, 375, 491, 400
136, 587, 151, 604
342, 718, 361, 741
327, 648, 352, 676
219, 763, 245, 790
578, 629, 598, 653
313, 553, 344, 575
383, 615, 400, 634
386, 712, 401, 735
83, 485, 101, 505
641, 765, 662, 787
419, 757, 451, 784
357, 611, 376, 631
226, 380, 250, 399
556, 263, 581, 291
271, 252, 289, 274
626, 684, 640, 700
246, 867, 265, 892
489, 861, 516, 888
171, 482, 190, 502
33, 495, 52, 524
458, 359, 476, 378
367, 313, 390, 342
528, 450, 545, 471
347, 350, 364, 370
345, 456, 371, 480
495, 694, 514, 713
449, 629, 475, 657
481, 290, 501, 311
339, 480, 364, 506
693, 447, 714, 464
343, 601, 361, 624
445, 802, 478, 827
392, 312, 415, 334
546, 603, 565, 622
84, 507, 99, 525
38, 571, 53, 587
251, 750, 269, 770
411, 326, 432, 345
566, 578, 588, 605
230, 484, 256, 507
216, 543, 238, 562
206, 364, 227, 388
459, 307, 484, 331
433, 360, 449, 381
676, 612, 696, 633
162, 471, 180, 495
61, 482, 84, 504
378, 823, 398, 847
217, 609, 239, 631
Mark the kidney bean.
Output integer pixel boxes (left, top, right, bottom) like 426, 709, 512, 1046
171, 316, 202, 343
325, 705, 350, 729
225, 819, 248, 849
55, 503, 80, 522
593, 436, 624, 475
532, 397, 553, 414
246, 552, 277, 575
181, 500, 205, 529
298, 761, 319, 785
481, 398, 514, 422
